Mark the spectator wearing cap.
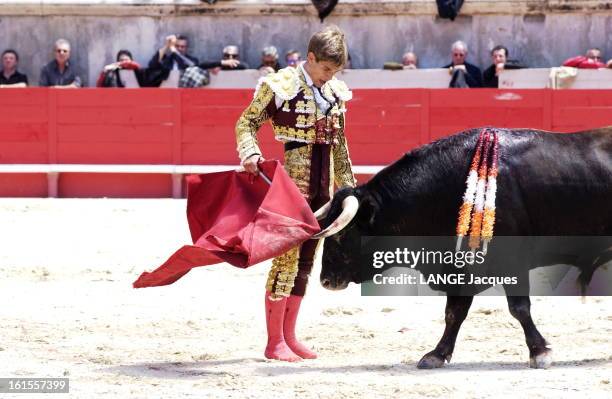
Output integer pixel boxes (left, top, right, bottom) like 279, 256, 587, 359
443, 40, 483, 88
562, 48, 606, 69
258, 46, 280, 72
39, 39, 81, 88
483, 45, 525, 88
199, 45, 248, 72
285, 50, 301, 68
0, 49, 28, 87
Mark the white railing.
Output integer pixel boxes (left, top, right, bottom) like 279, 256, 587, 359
0, 164, 385, 198
499, 68, 612, 89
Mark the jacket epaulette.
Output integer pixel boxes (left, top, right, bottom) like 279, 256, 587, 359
324, 77, 353, 102
255, 67, 301, 101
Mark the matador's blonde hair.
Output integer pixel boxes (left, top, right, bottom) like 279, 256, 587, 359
307, 25, 348, 67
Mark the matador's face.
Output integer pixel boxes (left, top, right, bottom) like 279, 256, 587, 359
305, 52, 343, 88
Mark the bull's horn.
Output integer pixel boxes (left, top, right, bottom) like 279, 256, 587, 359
312, 195, 359, 239
314, 200, 332, 220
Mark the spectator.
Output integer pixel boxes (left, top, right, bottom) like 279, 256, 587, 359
199, 45, 248, 72
285, 49, 301, 68
607, 59, 612, 68
39, 39, 81, 88
148, 35, 213, 88
402, 51, 418, 69
483, 45, 525, 88
148, 34, 199, 75
562, 48, 606, 69
96, 49, 143, 87
174, 35, 197, 62
444, 40, 483, 88
258, 46, 280, 72
383, 52, 417, 71
0, 49, 28, 87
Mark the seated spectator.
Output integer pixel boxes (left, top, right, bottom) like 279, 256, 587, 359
562, 48, 606, 69
483, 45, 525, 88
444, 40, 483, 88
199, 45, 249, 72
96, 50, 142, 87
383, 52, 418, 70
146, 34, 199, 87
285, 50, 301, 68
607, 59, 612, 68
402, 51, 418, 69
39, 39, 81, 88
258, 46, 280, 72
148, 34, 199, 71
0, 49, 28, 87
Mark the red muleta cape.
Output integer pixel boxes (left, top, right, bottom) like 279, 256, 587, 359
133, 160, 321, 288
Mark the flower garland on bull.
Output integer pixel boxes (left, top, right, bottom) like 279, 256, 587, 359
456, 128, 499, 254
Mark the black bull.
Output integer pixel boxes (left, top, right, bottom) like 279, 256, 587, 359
317, 127, 611, 369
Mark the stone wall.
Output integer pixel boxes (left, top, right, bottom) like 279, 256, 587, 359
0, 1, 611, 86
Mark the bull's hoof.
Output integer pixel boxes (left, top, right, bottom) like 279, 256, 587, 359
417, 352, 447, 369
529, 348, 553, 369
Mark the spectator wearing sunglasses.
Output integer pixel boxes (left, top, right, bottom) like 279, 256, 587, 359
562, 48, 606, 69
199, 45, 249, 73
285, 50, 301, 68
39, 39, 81, 87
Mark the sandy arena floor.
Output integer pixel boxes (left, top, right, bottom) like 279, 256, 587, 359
0, 198, 610, 398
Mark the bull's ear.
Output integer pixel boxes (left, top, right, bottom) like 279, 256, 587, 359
356, 193, 379, 228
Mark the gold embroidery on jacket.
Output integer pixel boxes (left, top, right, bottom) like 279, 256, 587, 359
235, 82, 275, 162
274, 126, 318, 142
332, 109, 357, 188
237, 70, 356, 297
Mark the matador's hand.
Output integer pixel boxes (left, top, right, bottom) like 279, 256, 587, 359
242, 154, 264, 175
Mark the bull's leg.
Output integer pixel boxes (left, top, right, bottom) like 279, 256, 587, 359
506, 296, 552, 369
417, 295, 473, 369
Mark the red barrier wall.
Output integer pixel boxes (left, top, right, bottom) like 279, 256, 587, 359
1, 88, 611, 197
